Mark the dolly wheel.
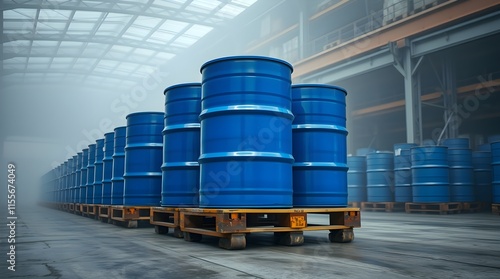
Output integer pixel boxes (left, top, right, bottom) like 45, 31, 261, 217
155, 225, 168, 234
328, 228, 354, 243
184, 232, 202, 242
219, 234, 246, 250
126, 220, 138, 228
274, 232, 304, 246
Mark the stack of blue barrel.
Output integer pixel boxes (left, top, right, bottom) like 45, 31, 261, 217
40, 55, 351, 210
394, 143, 417, 202
366, 151, 394, 202
441, 138, 474, 202
347, 155, 366, 203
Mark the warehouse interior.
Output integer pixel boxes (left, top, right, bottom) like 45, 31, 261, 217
1, 0, 500, 278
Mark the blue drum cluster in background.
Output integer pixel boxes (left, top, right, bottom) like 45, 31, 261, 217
38, 56, 500, 211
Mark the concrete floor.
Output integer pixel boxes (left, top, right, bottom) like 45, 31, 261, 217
1, 206, 499, 279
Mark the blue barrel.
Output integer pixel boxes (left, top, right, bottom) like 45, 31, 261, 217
492, 142, 500, 203
123, 112, 164, 206
366, 152, 394, 202
477, 143, 491, 152
86, 144, 96, 204
111, 126, 126, 205
442, 138, 469, 149
75, 152, 82, 203
447, 148, 474, 202
394, 149, 413, 202
71, 155, 78, 203
347, 156, 366, 202
472, 151, 492, 203
161, 83, 201, 207
93, 139, 105, 204
356, 148, 375, 156
102, 132, 114, 205
411, 146, 450, 202
80, 148, 89, 204
292, 84, 348, 207
199, 56, 294, 208
488, 135, 500, 144
64, 160, 71, 203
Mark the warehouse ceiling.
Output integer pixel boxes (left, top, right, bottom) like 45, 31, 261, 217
1, 0, 258, 90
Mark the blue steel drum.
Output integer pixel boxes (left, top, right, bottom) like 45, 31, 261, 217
86, 144, 96, 204
75, 152, 82, 203
199, 56, 294, 208
102, 132, 114, 205
488, 134, 500, 144
123, 112, 164, 206
80, 148, 89, 204
477, 143, 491, 152
93, 139, 105, 204
111, 126, 127, 205
394, 149, 412, 202
442, 138, 469, 149
356, 148, 375, 156
64, 160, 71, 203
447, 148, 474, 202
292, 84, 348, 207
492, 142, 500, 203
411, 146, 450, 202
71, 155, 78, 203
347, 156, 366, 202
472, 151, 492, 203
366, 152, 394, 202
161, 83, 201, 207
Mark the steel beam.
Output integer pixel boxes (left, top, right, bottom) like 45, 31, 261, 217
411, 11, 500, 57
2, 1, 224, 26
301, 48, 394, 84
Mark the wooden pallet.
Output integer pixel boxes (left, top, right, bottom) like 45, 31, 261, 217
362, 202, 405, 212
150, 207, 183, 237
68, 203, 75, 212
461, 202, 483, 213
179, 208, 361, 250
405, 202, 462, 214
110, 206, 151, 228
98, 206, 112, 223
493, 204, 500, 215
82, 204, 98, 218
74, 203, 82, 215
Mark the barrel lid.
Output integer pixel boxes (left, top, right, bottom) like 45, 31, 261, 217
163, 82, 201, 95
292, 83, 347, 95
200, 55, 293, 73
104, 131, 114, 137
114, 126, 126, 131
125, 111, 164, 119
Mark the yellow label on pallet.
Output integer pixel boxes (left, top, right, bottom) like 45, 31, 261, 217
290, 215, 306, 228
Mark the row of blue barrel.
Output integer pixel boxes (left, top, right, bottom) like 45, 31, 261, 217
40, 56, 350, 208
348, 137, 500, 203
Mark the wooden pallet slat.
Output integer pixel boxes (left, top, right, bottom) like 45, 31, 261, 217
150, 207, 183, 238
361, 202, 405, 212
405, 202, 462, 214
461, 202, 483, 213
110, 206, 152, 228
492, 204, 500, 215
178, 207, 361, 250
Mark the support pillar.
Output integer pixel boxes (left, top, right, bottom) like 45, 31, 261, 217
392, 42, 423, 144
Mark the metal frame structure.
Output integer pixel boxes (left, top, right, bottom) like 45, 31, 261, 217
2, 0, 258, 90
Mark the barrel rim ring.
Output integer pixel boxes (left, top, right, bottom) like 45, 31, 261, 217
200, 55, 293, 73
125, 111, 165, 119
291, 83, 347, 94
163, 82, 202, 95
